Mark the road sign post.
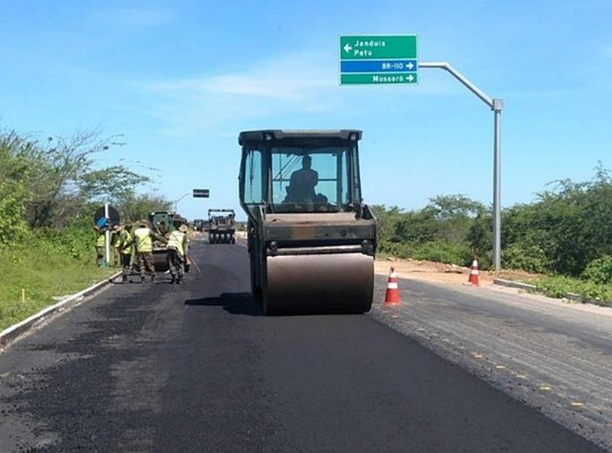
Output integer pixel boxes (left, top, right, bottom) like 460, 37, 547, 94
493, 99, 503, 272
340, 35, 418, 85
104, 203, 111, 268
94, 203, 119, 268
173, 189, 210, 212
339, 39, 504, 270
418, 62, 503, 271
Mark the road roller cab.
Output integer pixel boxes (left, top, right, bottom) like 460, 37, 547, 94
238, 130, 377, 315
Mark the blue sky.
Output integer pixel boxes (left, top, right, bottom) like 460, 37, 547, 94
1, 0, 611, 220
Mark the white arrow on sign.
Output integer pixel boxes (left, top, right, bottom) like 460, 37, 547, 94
407, 62, 414, 70
408, 75, 414, 82
343, 43, 352, 53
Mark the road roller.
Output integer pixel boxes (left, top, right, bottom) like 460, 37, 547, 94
208, 209, 236, 244
148, 211, 174, 271
238, 130, 377, 315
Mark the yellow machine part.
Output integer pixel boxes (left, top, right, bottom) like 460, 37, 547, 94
264, 253, 374, 314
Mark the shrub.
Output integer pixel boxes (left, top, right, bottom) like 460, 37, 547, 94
533, 275, 612, 307
410, 241, 473, 266
581, 255, 612, 285
503, 243, 550, 274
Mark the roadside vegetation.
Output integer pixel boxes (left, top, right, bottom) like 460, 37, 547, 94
0, 128, 171, 331
373, 165, 612, 307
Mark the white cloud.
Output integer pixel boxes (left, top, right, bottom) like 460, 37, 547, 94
142, 51, 343, 137
138, 50, 464, 138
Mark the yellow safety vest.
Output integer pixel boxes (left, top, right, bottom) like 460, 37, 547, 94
167, 230, 186, 256
133, 227, 153, 253
112, 232, 122, 248
96, 232, 106, 248
121, 231, 133, 255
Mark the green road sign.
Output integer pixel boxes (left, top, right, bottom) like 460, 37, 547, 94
193, 189, 210, 198
340, 35, 418, 85
341, 73, 417, 85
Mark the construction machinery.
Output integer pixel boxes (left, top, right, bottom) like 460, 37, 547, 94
238, 130, 376, 315
193, 219, 206, 232
148, 211, 183, 271
208, 209, 236, 244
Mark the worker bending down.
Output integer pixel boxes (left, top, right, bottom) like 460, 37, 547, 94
123, 219, 165, 283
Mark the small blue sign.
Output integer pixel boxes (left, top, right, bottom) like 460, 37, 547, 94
340, 60, 418, 73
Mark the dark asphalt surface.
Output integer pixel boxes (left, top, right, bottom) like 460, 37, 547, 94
0, 241, 606, 452
371, 272, 612, 450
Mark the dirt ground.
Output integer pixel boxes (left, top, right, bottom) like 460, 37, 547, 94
375, 257, 539, 287
228, 231, 536, 289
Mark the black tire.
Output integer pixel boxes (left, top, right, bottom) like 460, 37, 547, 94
260, 267, 277, 315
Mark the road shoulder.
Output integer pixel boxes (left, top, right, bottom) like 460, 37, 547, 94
0, 271, 121, 351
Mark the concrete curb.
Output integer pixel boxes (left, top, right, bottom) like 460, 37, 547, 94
493, 278, 537, 291
0, 271, 121, 349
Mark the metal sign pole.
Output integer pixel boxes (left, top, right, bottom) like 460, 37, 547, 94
173, 192, 191, 213
104, 202, 111, 267
492, 100, 503, 271
419, 62, 503, 271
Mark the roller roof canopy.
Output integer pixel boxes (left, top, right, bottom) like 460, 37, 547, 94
208, 209, 235, 214
238, 130, 362, 145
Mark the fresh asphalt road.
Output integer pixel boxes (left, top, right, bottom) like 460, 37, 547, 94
0, 241, 606, 453
372, 268, 612, 449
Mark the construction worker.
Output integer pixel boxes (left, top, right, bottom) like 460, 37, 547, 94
156, 220, 170, 238
111, 225, 123, 267
119, 224, 134, 283
123, 219, 165, 283
93, 222, 107, 267
167, 224, 189, 284
171, 214, 183, 232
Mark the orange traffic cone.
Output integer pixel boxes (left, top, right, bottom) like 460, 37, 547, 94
468, 257, 480, 286
384, 267, 401, 305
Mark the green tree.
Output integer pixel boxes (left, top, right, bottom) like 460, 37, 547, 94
117, 192, 173, 222
79, 166, 151, 201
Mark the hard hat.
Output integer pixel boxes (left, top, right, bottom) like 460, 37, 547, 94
179, 225, 188, 232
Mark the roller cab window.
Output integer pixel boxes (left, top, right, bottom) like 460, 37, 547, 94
271, 146, 354, 213
241, 147, 264, 218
